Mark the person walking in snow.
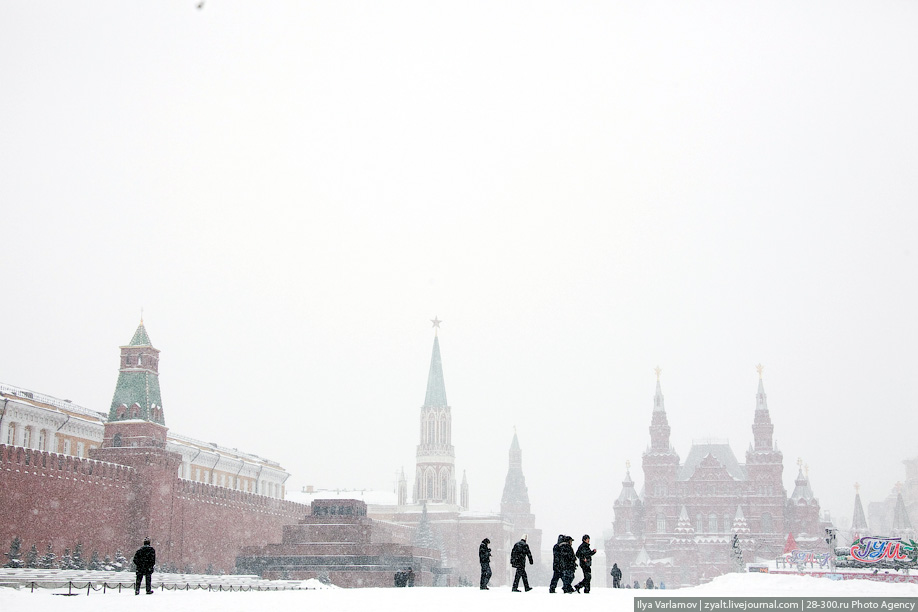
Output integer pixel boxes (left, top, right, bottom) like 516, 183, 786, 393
610, 562, 622, 588
645, 576, 655, 589
509, 534, 533, 592
573, 534, 597, 593
132, 539, 156, 595
559, 535, 578, 593
548, 534, 565, 593
479, 538, 492, 590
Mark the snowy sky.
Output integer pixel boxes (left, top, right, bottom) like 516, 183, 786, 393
2, 1, 917, 546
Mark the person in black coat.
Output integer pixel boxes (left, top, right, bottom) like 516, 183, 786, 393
548, 534, 565, 593
479, 538, 492, 590
573, 534, 597, 593
610, 562, 623, 588
509, 535, 533, 592
559, 536, 578, 593
132, 539, 156, 595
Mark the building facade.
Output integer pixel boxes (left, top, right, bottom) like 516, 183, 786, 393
605, 369, 827, 587
0, 321, 305, 572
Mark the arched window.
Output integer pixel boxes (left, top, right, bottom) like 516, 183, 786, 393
723, 515, 731, 534
137, 354, 142, 366
38, 429, 47, 451
63, 439, 71, 455
130, 404, 140, 418
696, 514, 704, 533
426, 471, 434, 499
657, 513, 666, 532
427, 417, 435, 445
113, 433, 123, 447
6, 423, 16, 446
23, 426, 32, 449
440, 417, 447, 445
441, 473, 449, 501
708, 513, 718, 533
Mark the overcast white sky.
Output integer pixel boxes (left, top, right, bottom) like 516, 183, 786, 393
2, 1, 917, 547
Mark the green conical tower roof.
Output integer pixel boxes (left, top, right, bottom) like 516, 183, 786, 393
424, 335, 448, 408
129, 322, 151, 346
109, 321, 164, 425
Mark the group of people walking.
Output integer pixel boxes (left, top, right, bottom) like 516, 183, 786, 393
479, 534, 534, 591
549, 534, 596, 593
478, 533, 597, 593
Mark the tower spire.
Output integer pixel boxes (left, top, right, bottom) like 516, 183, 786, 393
415, 321, 455, 505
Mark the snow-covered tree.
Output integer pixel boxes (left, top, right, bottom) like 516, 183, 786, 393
25, 544, 38, 568
114, 550, 128, 572
60, 548, 73, 570
38, 543, 56, 569
71, 543, 85, 569
414, 503, 435, 549
4, 537, 23, 568
88, 550, 103, 570
103, 555, 114, 571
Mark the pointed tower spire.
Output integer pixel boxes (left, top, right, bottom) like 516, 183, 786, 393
649, 367, 672, 450
752, 365, 775, 451
424, 335, 448, 408
891, 487, 914, 537
850, 484, 869, 540
415, 321, 456, 504
501, 430, 532, 516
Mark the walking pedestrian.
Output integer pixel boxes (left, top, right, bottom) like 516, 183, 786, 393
132, 538, 155, 595
573, 534, 597, 593
509, 535, 533, 592
548, 534, 565, 593
610, 562, 622, 588
559, 535, 577, 593
479, 538, 492, 590
646, 576, 655, 589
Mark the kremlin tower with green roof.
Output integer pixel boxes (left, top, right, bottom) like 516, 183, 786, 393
108, 320, 164, 425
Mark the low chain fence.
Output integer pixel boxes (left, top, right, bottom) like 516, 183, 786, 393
20, 580, 310, 596
0, 569, 312, 595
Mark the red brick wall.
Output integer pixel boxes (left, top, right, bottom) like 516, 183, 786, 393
0, 444, 136, 559
0, 443, 308, 573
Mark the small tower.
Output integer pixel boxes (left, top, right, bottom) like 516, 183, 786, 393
102, 320, 167, 448
414, 318, 456, 505
891, 485, 914, 539
850, 483, 870, 543
459, 470, 469, 510
642, 368, 679, 534
500, 429, 540, 561
397, 467, 408, 507
787, 461, 820, 536
745, 365, 786, 539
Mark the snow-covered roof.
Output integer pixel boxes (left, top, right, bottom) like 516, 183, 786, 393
678, 442, 746, 481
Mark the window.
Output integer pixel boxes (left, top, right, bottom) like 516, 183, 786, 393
6, 423, 16, 446
113, 433, 123, 447
76, 442, 85, 458
621, 519, 630, 534
130, 404, 140, 418
23, 427, 32, 449
426, 472, 434, 499
63, 439, 71, 455
723, 515, 731, 534
116, 405, 126, 419
38, 429, 47, 451
696, 514, 704, 533
708, 513, 718, 533
657, 513, 666, 532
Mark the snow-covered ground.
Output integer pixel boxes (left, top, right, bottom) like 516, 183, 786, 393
2, 573, 917, 612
